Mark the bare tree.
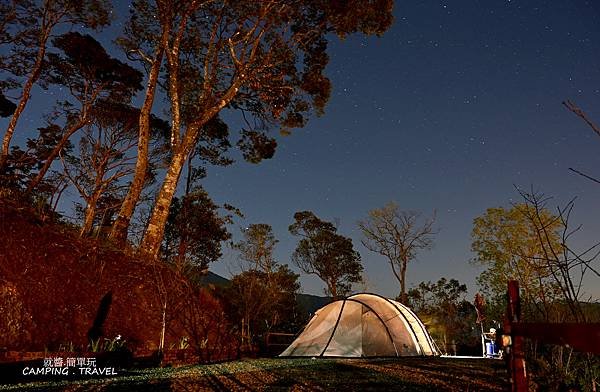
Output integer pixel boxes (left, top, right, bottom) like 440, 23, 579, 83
562, 100, 600, 184
358, 202, 436, 304
514, 187, 600, 323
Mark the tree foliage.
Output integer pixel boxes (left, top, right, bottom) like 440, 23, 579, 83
471, 203, 563, 321
25, 32, 144, 193
408, 277, 477, 354
162, 188, 232, 273
226, 224, 301, 347
1, 30, 145, 197
233, 223, 278, 273
224, 265, 301, 348
290, 211, 363, 298
0, 0, 112, 167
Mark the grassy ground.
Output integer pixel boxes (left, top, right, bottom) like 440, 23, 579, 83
0, 357, 508, 391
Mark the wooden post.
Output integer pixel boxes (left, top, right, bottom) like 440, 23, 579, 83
506, 280, 527, 391
502, 281, 600, 390
480, 322, 486, 357
159, 302, 167, 354
241, 318, 245, 346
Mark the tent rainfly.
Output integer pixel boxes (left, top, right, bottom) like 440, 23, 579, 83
280, 293, 439, 357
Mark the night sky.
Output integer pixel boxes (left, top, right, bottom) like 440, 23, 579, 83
4, 1, 600, 299
206, 0, 600, 299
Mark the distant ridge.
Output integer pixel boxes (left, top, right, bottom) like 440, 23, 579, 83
295, 293, 331, 315
193, 270, 231, 287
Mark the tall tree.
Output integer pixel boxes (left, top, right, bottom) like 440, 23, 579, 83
24, 32, 143, 193
225, 265, 300, 347
233, 223, 278, 273
228, 223, 301, 345
471, 203, 564, 321
60, 102, 169, 237
161, 188, 231, 273
289, 211, 363, 298
0, 0, 111, 169
117, 0, 393, 256
161, 116, 235, 271
358, 202, 436, 304
109, 0, 171, 244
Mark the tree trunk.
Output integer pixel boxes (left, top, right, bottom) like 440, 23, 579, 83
26, 118, 87, 193
329, 279, 338, 299
176, 229, 188, 272
399, 259, 408, 304
0, 32, 49, 169
81, 206, 96, 237
389, 259, 403, 299
81, 189, 103, 237
109, 45, 165, 245
140, 145, 190, 257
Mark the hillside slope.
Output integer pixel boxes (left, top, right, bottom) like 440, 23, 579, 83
0, 199, 185, 351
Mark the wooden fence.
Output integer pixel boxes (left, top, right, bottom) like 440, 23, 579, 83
265, 332, 295, 356
503, 280, 600, 391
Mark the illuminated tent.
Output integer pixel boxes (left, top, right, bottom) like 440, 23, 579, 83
280, 293, 439, 357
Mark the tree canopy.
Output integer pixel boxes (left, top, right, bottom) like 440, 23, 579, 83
408, 277, 476, 353
471, 203, 563, 320
233, 223, 278, 273
24, 32, 144, 193
162, 188, 232, 273
1, 0, 394, 258
290, 211, 363, 298
227, 223, 302, 345
0, 0, 112, 168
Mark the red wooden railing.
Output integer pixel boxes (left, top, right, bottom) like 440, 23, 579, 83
503, 280, 600, 391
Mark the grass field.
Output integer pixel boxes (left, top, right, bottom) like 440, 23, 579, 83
0, 357, 508, 391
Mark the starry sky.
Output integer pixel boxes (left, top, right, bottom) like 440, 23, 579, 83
3, 1, 600, 299
205, 0, 600, 299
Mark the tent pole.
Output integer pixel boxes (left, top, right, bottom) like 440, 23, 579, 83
346, 298, 399, 357
320, 299, 346, 356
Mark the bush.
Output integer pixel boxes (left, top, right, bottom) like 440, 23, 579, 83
170, 287, 239, 362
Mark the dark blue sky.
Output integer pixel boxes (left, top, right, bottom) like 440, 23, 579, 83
3, 1, 600, 299
205, 0, 600, 298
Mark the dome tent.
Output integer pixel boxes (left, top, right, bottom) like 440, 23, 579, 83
280, 293, 439, 357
